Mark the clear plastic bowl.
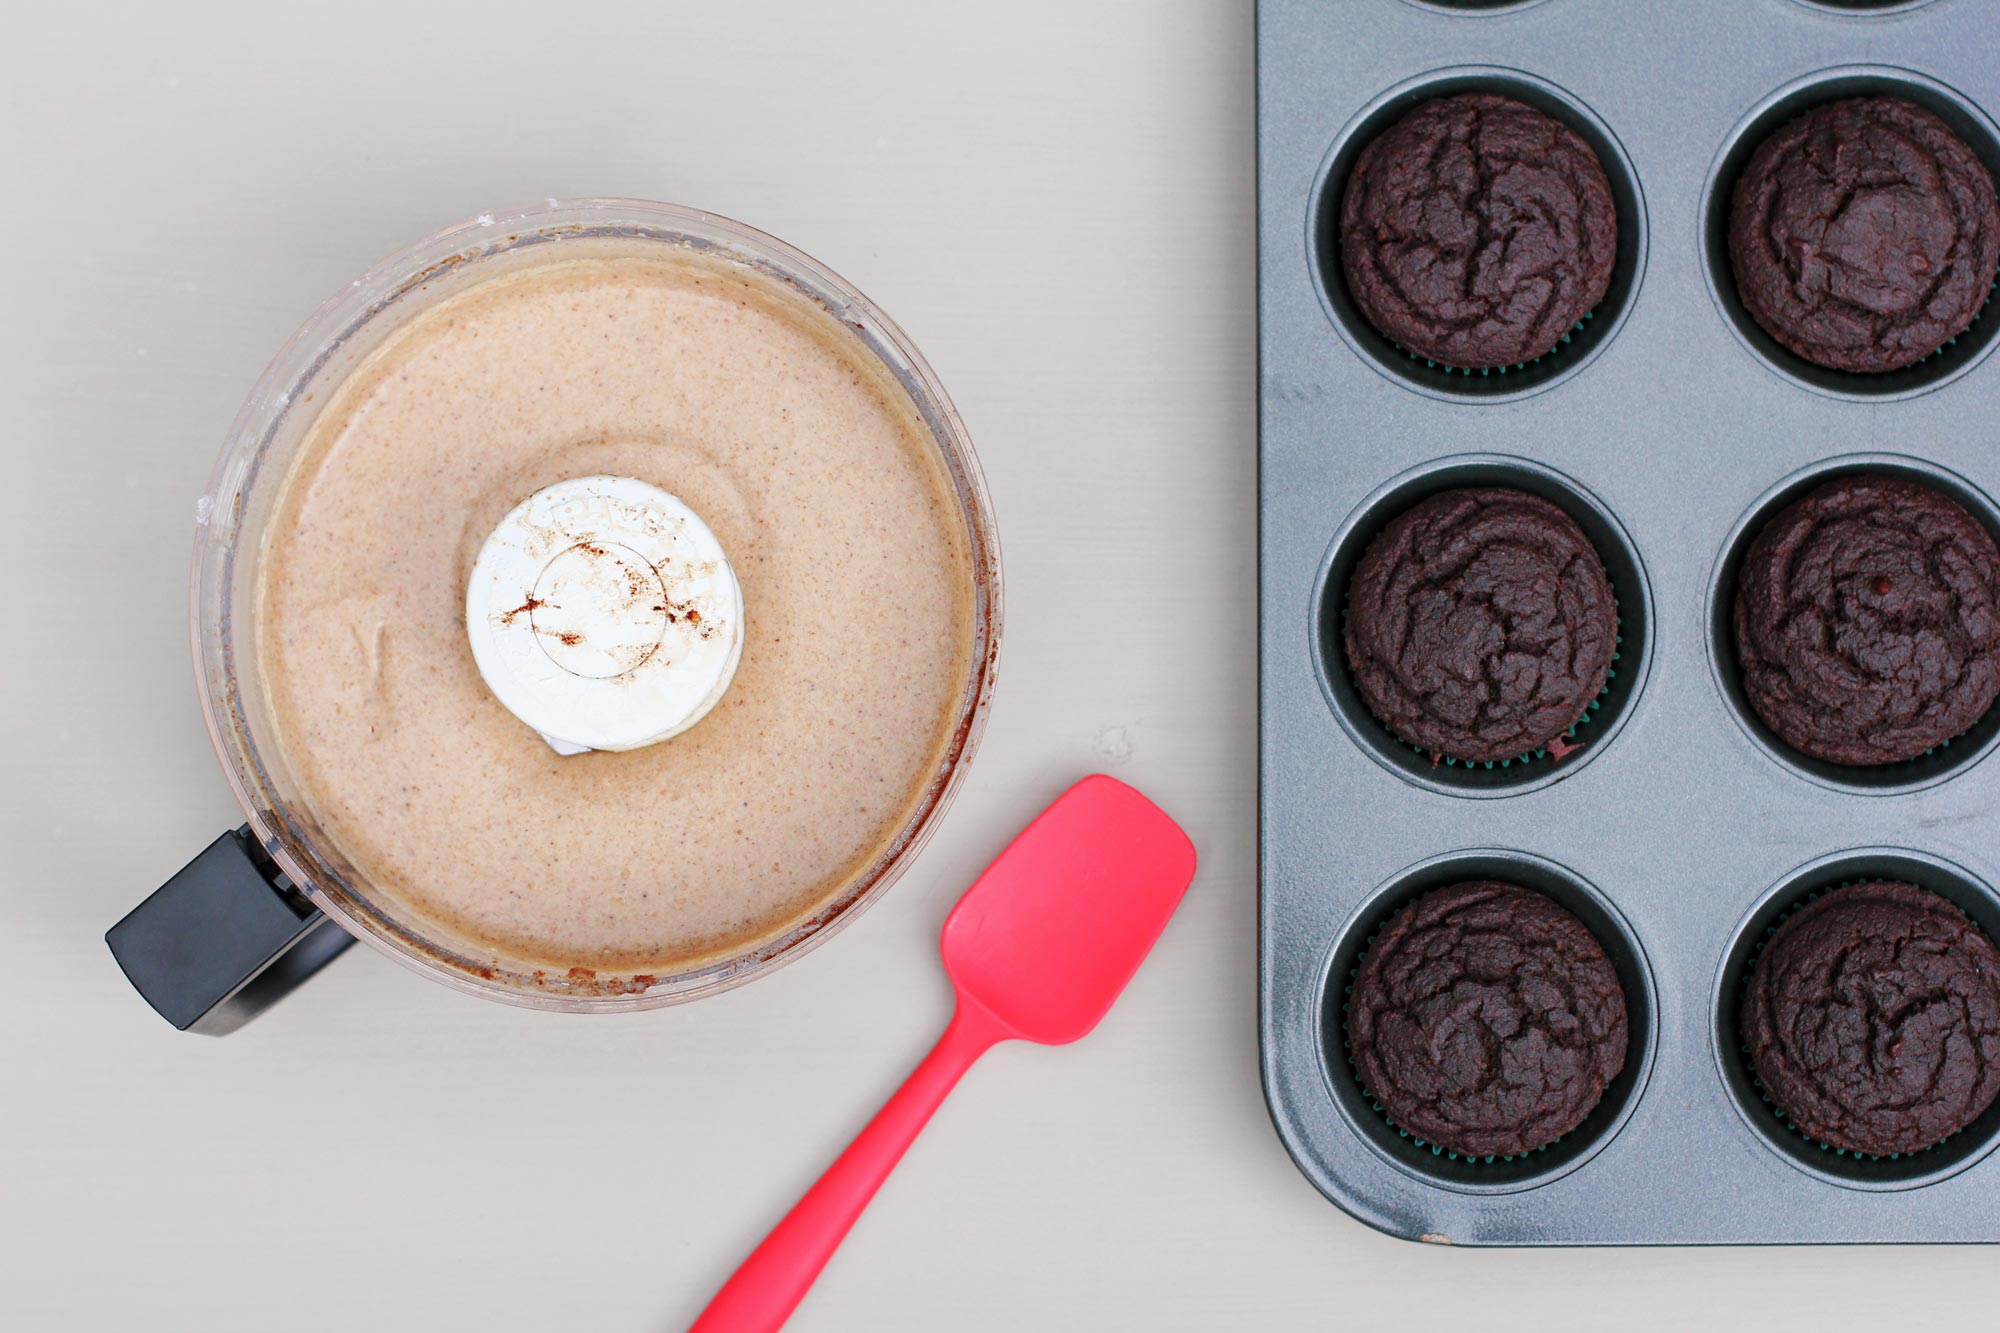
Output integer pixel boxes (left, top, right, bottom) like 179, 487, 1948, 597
191, 199, 1002, 1011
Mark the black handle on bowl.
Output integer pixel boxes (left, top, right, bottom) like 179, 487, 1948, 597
106, 827, 354, 1034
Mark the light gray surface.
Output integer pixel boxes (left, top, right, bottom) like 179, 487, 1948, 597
0, 1, 1992, 1329
1260, 0, 2000, 1242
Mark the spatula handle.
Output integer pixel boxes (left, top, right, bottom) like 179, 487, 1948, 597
689, 997, 1007, 1332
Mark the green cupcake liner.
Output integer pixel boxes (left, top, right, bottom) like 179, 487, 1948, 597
1342, 578, 1625, 776
1734, 877, 1995, 1163
1900, 276, 1997, 372
1858, 729, 1958, 774
1388, 309, 1598, 380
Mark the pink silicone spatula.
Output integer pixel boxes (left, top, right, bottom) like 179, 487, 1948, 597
688, 774, 1197, 1333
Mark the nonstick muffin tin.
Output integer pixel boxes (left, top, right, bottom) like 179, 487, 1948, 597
1257, 0, 2000, 1244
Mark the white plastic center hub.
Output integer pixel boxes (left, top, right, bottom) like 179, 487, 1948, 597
465, 476, 744, 755
530, 541, 670, 680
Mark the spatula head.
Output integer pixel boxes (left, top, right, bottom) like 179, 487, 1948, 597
940, 774, 1197, 1046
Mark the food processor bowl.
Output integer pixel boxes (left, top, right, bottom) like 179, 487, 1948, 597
108, 200, 1002, 1029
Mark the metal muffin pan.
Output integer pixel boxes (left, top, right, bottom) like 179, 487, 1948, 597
1258, 0, 2000, 1243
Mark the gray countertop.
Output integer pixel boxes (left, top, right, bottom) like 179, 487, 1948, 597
3, 1, 1990, 1327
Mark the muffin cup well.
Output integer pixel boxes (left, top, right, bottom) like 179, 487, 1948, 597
1320, 850, 1657, 1194
1705, 453, 2000, 795
1714, 849, 2000, 1190
1312, 455, 1653, 797
1699, 65, 2000, 401
1790, 0, 1943, 14
1307, 66, 1648, 403
1400, 0, 1551, 14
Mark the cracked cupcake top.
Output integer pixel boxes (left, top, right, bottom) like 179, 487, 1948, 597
1743, 881, 2000, 1157
1347, 881, 1629, 1159
1733, 473, 2000, 766
1340, 92, 1618, 369
1728, 96, 1999, 374
1344, 487, 1616, 764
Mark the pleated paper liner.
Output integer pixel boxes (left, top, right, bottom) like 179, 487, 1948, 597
1389, 308, 1596, 381
1895, 276, 1996, 374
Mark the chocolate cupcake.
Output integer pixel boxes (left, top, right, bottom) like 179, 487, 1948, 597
1743, 882, 2000, 1157
1340, 92, 1618, 370
1729, 97, 2000, 374
1348, 882, 1628, 1158
1734, 474, 2000, 766
1344, 487, 1617, 764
